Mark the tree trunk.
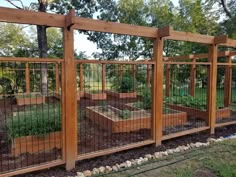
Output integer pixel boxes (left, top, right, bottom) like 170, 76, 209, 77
37, 2, 48, 95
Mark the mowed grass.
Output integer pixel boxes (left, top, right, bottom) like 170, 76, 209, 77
101, 139, 236, 177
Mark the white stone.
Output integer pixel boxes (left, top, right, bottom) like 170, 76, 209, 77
105, 166, 112, 172
77, 172, 85, 177
126, 160, 132, 167
99, 166, 105, 173
167, 149, 174, 154
83, 170, 92, 177
195, 142, 202, 148
92, 168, 99, 175
145, 154, 152, 159
207, 138, 217, 143
160, 151, 168, 156
154, 152, 162, 158
119, 162, 127, 168
143, 157, 148, 162
137, 159, 142, 165
112, 165, 119, 172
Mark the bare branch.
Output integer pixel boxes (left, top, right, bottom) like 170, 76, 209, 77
220, 0, 232, 19
5, 0, 25, 9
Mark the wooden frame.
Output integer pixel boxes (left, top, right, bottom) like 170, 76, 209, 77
0, 6, 236, 176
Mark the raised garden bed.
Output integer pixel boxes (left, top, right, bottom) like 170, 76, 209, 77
11, 131, 61, 156
7, 105, 62, 156
126, 102, 187, 127
86, 105, 149, 133
84, 91, 107, 100
105, 90, 137, 99
166, 104, 231, 120
53, 91, 84, 101
16, 93, 45, 106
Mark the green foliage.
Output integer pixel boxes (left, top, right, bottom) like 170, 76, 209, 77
6, 104, 61, 139
165, 95, 223, 110
134, 87, 152, 109
112, 76, 134, 93
119, 109, 131, 119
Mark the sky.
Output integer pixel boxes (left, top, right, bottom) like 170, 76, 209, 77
0, 0, 179, 57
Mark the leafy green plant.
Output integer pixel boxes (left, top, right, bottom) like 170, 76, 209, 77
134, 87, 151, 109
165, 95, 223, 110
119, 109, 131, 119
98, 101, 108, 112
112, 76, 134, 93
6, 104, 61, 139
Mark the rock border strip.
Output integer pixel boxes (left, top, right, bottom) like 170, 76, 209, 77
74, 134, 236, 177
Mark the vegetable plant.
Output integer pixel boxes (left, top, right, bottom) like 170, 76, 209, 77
119, 109, 131, 119
6, 104, 61, 139
112, 76, 134, 93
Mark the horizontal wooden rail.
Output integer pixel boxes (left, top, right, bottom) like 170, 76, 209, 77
77, 140, 154, 161
0, 57, 63, 63
165, 30, 215, 44
217, 63, 236, 66
162, 127, 210, 141
163, 61, 211, 65
75, 59, 155, 65
73, 17, 158, 38
1, 160, 65, 177
215, 121, 236, 128
0, 7, 65, 27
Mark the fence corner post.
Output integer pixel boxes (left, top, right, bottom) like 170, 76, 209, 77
63, 9, 77, 170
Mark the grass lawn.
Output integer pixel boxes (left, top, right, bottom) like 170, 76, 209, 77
101, 139, 236, 177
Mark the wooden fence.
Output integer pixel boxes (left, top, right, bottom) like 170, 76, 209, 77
0, 7, 236, 176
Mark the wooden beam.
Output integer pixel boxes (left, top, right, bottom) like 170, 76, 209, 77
165, 64, 170, 97
75, 59, 155, 65
190, 58, 196, 96
153, 35, 164, 146
65, 9, 75, 29
79, 64, 84, 92
63, 17, 77, 170
147, 64, 151, 87
55, 63, 59, 92
0, 57, 63, 63
224, 56, 232, 107
73, 17, 158, 38
207, 44, 218, 134
165, 30, 215, 44
102, 64, 106, 92
119, 64, 123, 80
215, 35, 236, 47
158, 26, 173, 38
0, 7, 65, 27
132, 65, 136, 91
25, 62, 30, 93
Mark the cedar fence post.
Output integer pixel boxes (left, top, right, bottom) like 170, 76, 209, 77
55, 63, 59, 92
190, 58, 196, 96
207, 44, 218, 134
102, 64, 106, 92
63, 9, 77, 170
224, 55, 232, 107
25, 62, 30, 93
165, 64, 170, 97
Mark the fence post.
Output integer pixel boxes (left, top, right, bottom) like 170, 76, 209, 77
224, 55, 232, 107
63, 9, 77, 170
165, 64, 170, 97
132, 65, 136, 92
55, 63, 59, 92
207, 44, 218, 134
152, 31, 166, 146
102, 64, 106, 92
80, 64, 84, 92
147, 64, 151, 87
119, 64, 123, 80
25, 62, 30, 93
190, 58, 196, 96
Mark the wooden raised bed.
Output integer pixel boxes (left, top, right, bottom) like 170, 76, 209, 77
84, 92, 107, 100
86, 106, 149, 133
166, 104, 231, 120
125, 103, 187, 127
105, 90, 137, 98
86, 105, 187, 133
11, 131, 61, 156
54, 91, 84, 100
16, 96, 45, 106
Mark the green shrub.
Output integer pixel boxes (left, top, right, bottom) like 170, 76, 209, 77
6, 104, 61, 139
134, 87, 151, 109
119, 109, 131, 119
112, 76, 134, 93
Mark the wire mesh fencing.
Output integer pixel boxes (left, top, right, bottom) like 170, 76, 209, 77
163, 63, 209, 135
0, 61, 62, 174
76, 63, 154, 155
